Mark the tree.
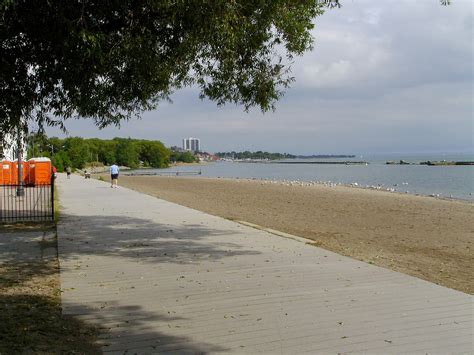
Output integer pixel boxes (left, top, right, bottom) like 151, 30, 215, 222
170, 151, 198, 164
114, 138, 139, 168
0, 1, 339, 137
52, 150, 72, 172
0, 1, 451, 140
98, 140, 118, 166
64, 137, 89, 169
137, 140, 170, 168
26, 131, 49, 159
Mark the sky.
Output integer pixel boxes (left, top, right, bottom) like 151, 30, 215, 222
46, 0, 473, 155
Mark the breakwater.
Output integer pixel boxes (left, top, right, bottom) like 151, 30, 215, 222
420, 161, 474, 166
125, 170, 202, 176
271, 161, 368, 165
387, 160, 474, 166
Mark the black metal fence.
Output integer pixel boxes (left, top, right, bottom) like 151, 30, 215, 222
0, 179, 54, 223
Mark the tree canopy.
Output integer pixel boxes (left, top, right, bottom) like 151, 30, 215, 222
0, 0, 451, 140
1, 1, 339, 136
27, 133, 173, 170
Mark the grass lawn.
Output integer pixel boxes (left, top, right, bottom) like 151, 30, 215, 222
0, 224, 101, 353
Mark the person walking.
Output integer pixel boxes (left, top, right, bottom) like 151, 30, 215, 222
66, 166, 72, 179
110, 163, 119, 188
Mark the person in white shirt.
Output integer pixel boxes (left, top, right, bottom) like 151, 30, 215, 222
110, 164, 119, 188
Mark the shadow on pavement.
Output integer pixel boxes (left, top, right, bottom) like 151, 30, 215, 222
64, 300, 227, 353
57, 212, 261, 265
0, 224, 228, 353
55, 212, 257, 352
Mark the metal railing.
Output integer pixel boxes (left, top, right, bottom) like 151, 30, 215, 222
0, 179, 54, 223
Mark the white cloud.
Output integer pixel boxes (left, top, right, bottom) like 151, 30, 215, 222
301, 59, 351, 88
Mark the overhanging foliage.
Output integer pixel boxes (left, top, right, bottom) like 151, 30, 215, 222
0, 0, 451, 140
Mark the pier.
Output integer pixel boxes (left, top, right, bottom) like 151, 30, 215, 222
420, 161, 474, 166
125, 170, 202, 176
272, 161, 369, 165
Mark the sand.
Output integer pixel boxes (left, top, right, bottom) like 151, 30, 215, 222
111, 175, 473, 294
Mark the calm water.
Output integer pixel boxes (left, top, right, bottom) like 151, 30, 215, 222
132, 153, 473, 201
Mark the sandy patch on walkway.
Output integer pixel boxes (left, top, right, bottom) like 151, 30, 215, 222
114, 176, 473, 294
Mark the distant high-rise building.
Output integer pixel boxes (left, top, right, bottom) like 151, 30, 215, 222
182, 137, 200, 152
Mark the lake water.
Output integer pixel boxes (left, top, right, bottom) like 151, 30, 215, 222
131, 153, 473, 201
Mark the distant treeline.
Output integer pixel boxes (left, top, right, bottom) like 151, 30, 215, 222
26, 134, 198, 172
215, 151, 356, 160
216, 151, 296, 160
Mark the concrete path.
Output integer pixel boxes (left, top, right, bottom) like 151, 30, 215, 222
57, 174, 473, 354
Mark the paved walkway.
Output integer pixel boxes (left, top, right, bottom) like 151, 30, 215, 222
57, 174, 473, 354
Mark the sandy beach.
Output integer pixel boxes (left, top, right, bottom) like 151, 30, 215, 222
110, 175, 473, 294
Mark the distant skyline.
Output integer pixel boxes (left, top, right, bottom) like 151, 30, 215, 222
45, 0, 473, 155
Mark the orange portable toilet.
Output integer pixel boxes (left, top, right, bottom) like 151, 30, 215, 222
1, 160, 13, 185
28, 157, 51, 185
11, 161, 30, 185
28, 159, 35, 185
0, 160, 4, 184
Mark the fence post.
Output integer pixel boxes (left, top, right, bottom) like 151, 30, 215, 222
51, 175, 55, 222
0, 185, 3, 221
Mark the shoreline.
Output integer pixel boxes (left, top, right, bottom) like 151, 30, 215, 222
212, 176, 473, 204
169, 161, 212, 167
207, 176, 473, 209
109, 175, 473, 294
104, 169, 473, 203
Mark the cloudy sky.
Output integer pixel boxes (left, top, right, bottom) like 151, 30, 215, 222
46, 0, 473, 155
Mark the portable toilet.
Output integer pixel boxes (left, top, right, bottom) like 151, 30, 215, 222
1, 160, 13, 185
28, 157, 51, 185
11, 161, 30, 185
28, 159, 35, 185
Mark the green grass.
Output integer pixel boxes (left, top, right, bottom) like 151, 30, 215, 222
0, 259, 100, 353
